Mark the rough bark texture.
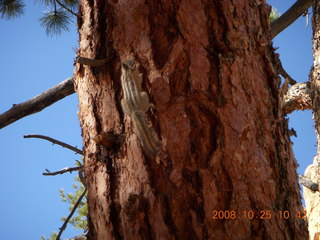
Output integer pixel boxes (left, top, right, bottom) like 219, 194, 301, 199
304, 2, 320, 240
74, 0, 307, 239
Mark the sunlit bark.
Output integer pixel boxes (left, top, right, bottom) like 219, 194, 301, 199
75, 1, 307, 239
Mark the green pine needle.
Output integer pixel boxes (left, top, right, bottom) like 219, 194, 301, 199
270, 7, 281, 23
0, 0, 25, 19
39, 9, 71, 36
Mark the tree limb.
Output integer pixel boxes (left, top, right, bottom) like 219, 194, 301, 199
299, 175, 319, 192
270, 0, 313, 39
0, 77, 75, 129
24, 134, 83, 154
56, 188, 87, 240
75, 56, 109, 67
43, 166, 83, 176
283, 81, 312, 114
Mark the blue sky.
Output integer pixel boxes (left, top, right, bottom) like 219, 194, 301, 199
0, 1, 315, 239
0, 2, 81, 239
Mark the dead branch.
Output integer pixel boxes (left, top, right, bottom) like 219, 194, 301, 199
24, 134, 83, 155
299, 175, 319, 192
0, 77, 75, 129
271, 0, 313, 39
283, 81, 312, 114
56, 188, 87, 240
75, 56, 109, 67
43, 166, 82, 176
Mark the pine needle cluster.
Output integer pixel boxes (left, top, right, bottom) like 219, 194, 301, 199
0, 0, 78, 36
270, 7, 281, 23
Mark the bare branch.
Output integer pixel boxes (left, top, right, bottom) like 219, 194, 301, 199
56, 188, 87, 240
299, 175, 319, 192
76, 56, 109, 67
271, 0, 313, 39
43, 166, 82, 176
283, 82, 312, 114
24, 134, 83, 155
0, 77, 75, 129
273, 53, 297, 85
55, 0, 78, 17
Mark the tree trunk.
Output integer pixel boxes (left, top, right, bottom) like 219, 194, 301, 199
74, 0, 308, 239
304, 1, 320, 240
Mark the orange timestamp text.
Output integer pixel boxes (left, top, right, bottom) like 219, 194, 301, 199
211, 210, 307, 220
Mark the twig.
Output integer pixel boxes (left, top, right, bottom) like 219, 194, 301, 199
299, 175, 319, 192
24, 134, 83, 155
271, 0, 313, 39
56, 188, 87, 240
76, 56, 109, 67
0, 77, 75, 129
55, 0, 78, 17
43, 166, 82, 176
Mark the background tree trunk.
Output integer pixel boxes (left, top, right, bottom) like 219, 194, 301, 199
304, 1, 320, 239
74, 0, 308, 239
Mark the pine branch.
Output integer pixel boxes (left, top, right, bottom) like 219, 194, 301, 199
24, 134, 83, 154
54, 0, 78, 17
56, 188, 87, 240
270, 0, 313, 38
0, 77, 75, 129
40, 9, 72, 36
0, 0, 25, 19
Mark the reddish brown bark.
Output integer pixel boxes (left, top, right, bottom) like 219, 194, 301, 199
74, 0, 307, 239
